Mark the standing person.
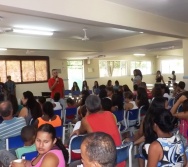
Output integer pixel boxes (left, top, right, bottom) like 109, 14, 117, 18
155, 70, 165, 84
131, 69, 142, 86
5, 75, 16, 96
168, 71, 176, 84
92, 81, 99, 95
113, 80, 119, 91
0, 77, 5, 102
82, 80, 89, 91
48, 69, 65, 109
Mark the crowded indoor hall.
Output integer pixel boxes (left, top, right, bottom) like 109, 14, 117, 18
0, 1, 188, 167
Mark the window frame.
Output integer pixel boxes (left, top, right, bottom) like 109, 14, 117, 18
0, 56, 50, 84
130, 61, 152, 75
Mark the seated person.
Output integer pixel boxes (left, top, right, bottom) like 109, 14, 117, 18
15, 125, 36, 159
124, 91, 138, 111
53, 92, 62, 110
34, 101, 62, 128
66, 98, 77, 121
101, 97, 112, 111
72, 95, 124, 167
38, 96, 46, 111
11, 124, 69, 167
81, 132, 116, 167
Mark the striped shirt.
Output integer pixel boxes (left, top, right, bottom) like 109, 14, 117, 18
0, 117, 26, 150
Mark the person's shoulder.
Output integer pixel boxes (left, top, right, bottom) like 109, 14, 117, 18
42, 152, 59, 165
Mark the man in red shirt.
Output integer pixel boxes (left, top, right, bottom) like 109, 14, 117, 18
48, 69, 65, 110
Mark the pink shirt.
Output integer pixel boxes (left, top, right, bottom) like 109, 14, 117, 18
30, 150, 65, 167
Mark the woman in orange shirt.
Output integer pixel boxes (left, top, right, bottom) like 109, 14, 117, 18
34, 101, 62, 128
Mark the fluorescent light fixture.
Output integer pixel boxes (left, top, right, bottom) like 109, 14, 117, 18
134, 53, 145, 56
139, 32, 144, 34
0, 48, 7, 51
13, 28, 53, 36
13, 25, 54, 31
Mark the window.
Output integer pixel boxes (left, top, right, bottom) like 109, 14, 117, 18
99, 60, 127, 77
161, 59, 183, 74
130, 61, 151, 75
0, 56, 49, 83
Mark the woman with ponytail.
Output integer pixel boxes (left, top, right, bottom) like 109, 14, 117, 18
11, 124, 68, 167
145, 109, 186, 167
34, 102, 62, 128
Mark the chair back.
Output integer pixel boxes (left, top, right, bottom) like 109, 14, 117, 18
64, 107, 77, 124
22, 151, 38, 160
55, 126, 63, 139
168, 98, 175, 109
64, 90, 71, 96
116, 142, 133, 167
72, 91, 80, 96
54, 109, 62, 118
113, 110, 125, 123
68, 135, 85, 164
6, 135, 24, 151
126, 109, 140, 127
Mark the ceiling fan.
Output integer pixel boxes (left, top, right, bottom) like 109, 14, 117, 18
71, 28, 90, 41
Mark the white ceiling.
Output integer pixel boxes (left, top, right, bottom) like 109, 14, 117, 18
107, 0, 188, 23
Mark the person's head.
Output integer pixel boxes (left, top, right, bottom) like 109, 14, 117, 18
43, 102, 54, 118
172, 71, 175, 75
137, 69, 142, 79
81, 132, 116, 167
73, 82, 78, 87
83, 80, 88, 87
54, 92, 60, 102
7, 75, 11, 81
123, 84, 131, 92
149, 97, 168, 110
152, 85, 163, 98
66, 98, 75, 107
52, 69, 58, 78
156, 70, 161, 75
38, 96, 46, 105
124, 91, 133, 103
0, 101, 13, 118
107, 80, 112, 87
94, 81, 99, 87
139, 82, 147, 90
22, 91, 34, 106
36, 124, 69, 161
178, 81, 185, 90
85, 95, 101, 113
152, 109, 175, 134
106, 86, 114, 97
136, 87, 149, 109
133, 84, 138, 91
7, 94, 18, 116
99, 89, 107, 99
173, 83, 178, 90
21, 125, 36, 145
115, 80, 119, 86
101, 97, 112, 111
79, 105, 87, 120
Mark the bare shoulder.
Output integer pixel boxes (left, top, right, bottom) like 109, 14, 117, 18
149, 141, 162, 152
19, 107, 28, 117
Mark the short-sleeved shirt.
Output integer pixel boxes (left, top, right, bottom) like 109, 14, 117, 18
133, 75, 142, 85
48, 77, 64, 98
37, 115, 62, 128
15, 144, 36, 159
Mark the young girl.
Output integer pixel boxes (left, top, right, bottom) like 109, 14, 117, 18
11, 124, 68, 167
124, 91, 138, 111
82, 80, 89, 91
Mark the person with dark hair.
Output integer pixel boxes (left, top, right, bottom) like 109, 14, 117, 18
101, 97, 112, 111
146, 109, 186, 167
106, 80, 113, 87
168, 70, 176, 84
11, 124, 68, 167
123, 84, 132, 93
38, 96, 46, 111
75, 90, 90, 108
136, 87, 149, 111
71, 82, 80, 92
7, 94, 19, 116
113, 80, 119, 91
82, 80, 89, 91
99, 89, 107, 99
81, 132, 116, 167
0, 101, 26, 150
161, 84, 171, 101
93, 81, 99, 95
151, 85, 163, 99
131, 69, 142, 86
124, 91, 138, 111
155, 70, 165, 84
172, 82, 178, 97
19, 91, 42, 125
53, 92, 62, 110
174, 81, 186, 103
34, 101, 62, 128
71, 95, 124, 166
15, 125, 36, 159
139, 82, 152, 99
5, 75, 16, 96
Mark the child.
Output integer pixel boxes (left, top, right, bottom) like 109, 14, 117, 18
53, 92, 63, 110
15, 125, 36, 159
124, 91, 138, 111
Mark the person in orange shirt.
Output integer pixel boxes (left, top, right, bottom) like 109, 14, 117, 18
48, 69, 65, 113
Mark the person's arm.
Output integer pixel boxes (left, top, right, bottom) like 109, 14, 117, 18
40, 153, 60, 167
48, 78, 58, 91
18, 107, 28, 117
161, 76, 165, 84
147, 141, 163, 167
71, 117, 88, 136
33, 119, 39, 128
134, 136, 145, 145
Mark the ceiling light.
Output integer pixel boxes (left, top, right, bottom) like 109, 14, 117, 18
0, 48, 7, 51
133, 53, 145, 57
13, 28, 53, 36
139, 32, 144, 34
13, 25, 54, 31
